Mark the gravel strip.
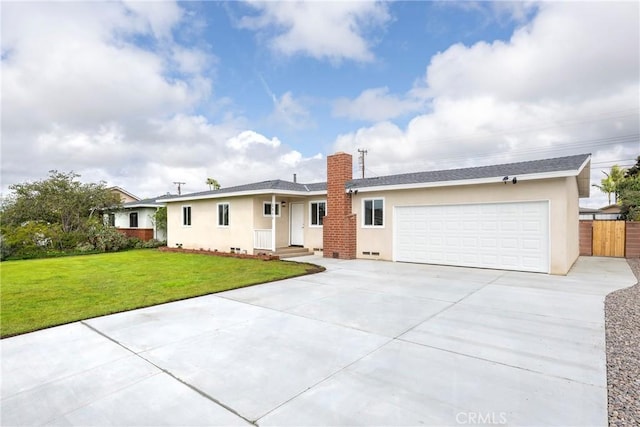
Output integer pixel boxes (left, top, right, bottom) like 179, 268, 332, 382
606, 258, 640, 426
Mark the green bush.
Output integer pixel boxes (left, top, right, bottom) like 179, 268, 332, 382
0, 221, 59, 260
87, 225, 129, 252
143, 239, 166, 248
75, 242, 95, 252
127, 237, 143, 249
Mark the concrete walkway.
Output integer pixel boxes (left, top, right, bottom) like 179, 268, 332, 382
1, 257, 636, 426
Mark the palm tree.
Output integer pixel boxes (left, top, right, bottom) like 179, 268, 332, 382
609, 165, 626, 203
592, 165, 626, 205
206, 178, 221, 191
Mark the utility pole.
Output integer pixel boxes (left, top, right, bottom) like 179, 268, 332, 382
173, 181, 186, 195
357, 149, 368, 179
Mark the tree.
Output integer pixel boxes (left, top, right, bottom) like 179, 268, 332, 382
592, 164, 626, 205
592, 173, 616, 205
619, 156, 640, 220
206, 178, 221, 191
0, 171, 122, 258
2, 170, 122, 232
153, 207, 167, 233
609, 164, 626, 203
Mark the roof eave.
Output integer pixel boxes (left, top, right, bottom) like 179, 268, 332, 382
350, 169, 586, 194
576, 156, 591, 198
156, 188, 327, 203
122, 204, 164, 209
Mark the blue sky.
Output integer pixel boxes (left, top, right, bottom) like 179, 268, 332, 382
2, 1, 638, 207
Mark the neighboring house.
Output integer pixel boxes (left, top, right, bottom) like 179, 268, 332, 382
106, 197, 167, 242
107, 186, 166, 241
110, 186, 140, 204
600, 204, 622, 216
579, 204, 621, 220
157, 152, 591, 275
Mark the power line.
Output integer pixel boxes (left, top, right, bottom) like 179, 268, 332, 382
404, 135, 638, 171
592, 158, 637, 166
412, 108, 639, 147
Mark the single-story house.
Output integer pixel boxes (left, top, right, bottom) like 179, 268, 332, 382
157, 152, 591, 275
579, 204, 622, 220
110, 186, 140, 204
106, 188, 167, 241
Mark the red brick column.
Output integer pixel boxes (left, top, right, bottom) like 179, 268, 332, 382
579, 220, 593, 256
323, 152, 357, 259
626, 222, 640, 258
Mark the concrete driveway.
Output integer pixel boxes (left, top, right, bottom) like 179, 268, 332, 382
1, 256, 636, 426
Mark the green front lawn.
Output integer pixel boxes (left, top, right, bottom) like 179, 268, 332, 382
0, 249, 321, 338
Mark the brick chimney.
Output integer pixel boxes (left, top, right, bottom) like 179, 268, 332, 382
323, 152, 357, 259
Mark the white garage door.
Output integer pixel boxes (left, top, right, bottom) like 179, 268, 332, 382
394, 201, 549, 273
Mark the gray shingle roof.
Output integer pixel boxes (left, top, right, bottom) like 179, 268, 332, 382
346, 153, 590, 189
156, 153, 590, 201
156, 180, 327, 201
123, 196, 167, 207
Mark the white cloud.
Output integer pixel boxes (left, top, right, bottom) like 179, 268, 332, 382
279, 150, 303, 167
333, 2, 639, 208
0, 1, 323, 199
238, 0, 390, 63
270, 91, 314, 129
121, 0, 183, 39
1, 1, 207, 134
228, 130, 281, 151
424, 2, 638, 103
333, 87, 425, 122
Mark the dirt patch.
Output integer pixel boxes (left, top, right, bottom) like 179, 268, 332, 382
158, 246, 280, 261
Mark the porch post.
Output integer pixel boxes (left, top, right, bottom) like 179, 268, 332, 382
271, 194, 276, 252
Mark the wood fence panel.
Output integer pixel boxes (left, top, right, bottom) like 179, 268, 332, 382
592, 221, 626, 257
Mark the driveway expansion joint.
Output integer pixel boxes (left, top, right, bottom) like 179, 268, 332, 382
80, 321, 257, 426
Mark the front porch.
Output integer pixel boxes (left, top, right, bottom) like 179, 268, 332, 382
253, 229, 312, 258
265, 246, 313, 258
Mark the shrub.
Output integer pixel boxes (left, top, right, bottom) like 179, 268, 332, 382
0, 221, 60, 260
88, 225, 129, 252
143, 239, 166, 248
126, 237, 143, 249
75, 242, 95, 252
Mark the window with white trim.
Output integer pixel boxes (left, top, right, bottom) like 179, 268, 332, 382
107, 213, 115, 227
263, 202, 280, 217
310, 201, 326, 226
182, 206, 192, 226
218, 203, 229, 226
363, 198, 384, 227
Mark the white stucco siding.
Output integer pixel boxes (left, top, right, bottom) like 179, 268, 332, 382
564, 176, 580, 268
352, 177, 580, 275
250, 197, 324, 250
114, 208, 156, 229
252, 198, 292, 248
167, 197, 254, 253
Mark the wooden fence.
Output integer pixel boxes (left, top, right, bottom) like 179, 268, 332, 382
580, 220, 640, 258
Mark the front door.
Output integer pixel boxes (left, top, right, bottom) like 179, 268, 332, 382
290, 203, 304, 246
